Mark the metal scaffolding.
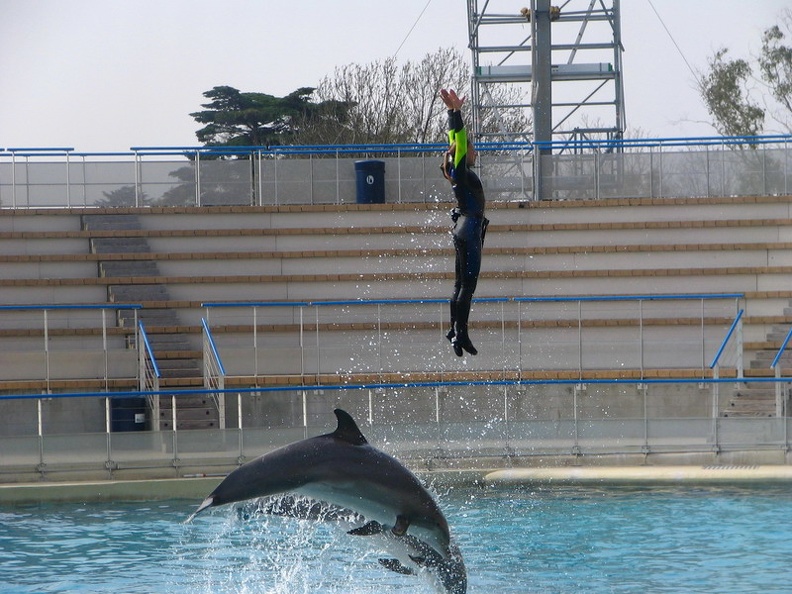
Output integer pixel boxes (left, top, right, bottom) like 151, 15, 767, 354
466, 0, 625, 145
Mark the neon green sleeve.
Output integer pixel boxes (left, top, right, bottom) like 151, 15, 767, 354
447, 109, 468, 169
453, 127, 468, 168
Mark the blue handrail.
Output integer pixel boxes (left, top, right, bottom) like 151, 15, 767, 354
709, 309, 744, 369
202, 293, 743, 309
137, 321, 161, 379
201, 318, 226, 376
771, 326, 792, 369
0, 304, 142, 311
3, 133, 788, 160
3, 375, 792, 403
515, 293, 744, 304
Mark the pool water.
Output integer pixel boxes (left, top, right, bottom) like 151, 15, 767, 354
1, 483, 792, 593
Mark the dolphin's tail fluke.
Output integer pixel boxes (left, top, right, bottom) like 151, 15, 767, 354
186, 496, 215, 523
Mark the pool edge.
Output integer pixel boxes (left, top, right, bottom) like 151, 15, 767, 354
485, 465, 792, 485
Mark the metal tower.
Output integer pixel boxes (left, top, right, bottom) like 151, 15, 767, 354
466, 0, 625, 197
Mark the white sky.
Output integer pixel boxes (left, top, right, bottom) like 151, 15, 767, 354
0, 0, 789, 151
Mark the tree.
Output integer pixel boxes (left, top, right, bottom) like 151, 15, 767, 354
190, 49, 530, 148
190, 85, 341, 146
94, 185, 150, 207
698, 49, 765, 137
293, 47, 530, 145
758, 16, 792, 131
698, 11, 792, 135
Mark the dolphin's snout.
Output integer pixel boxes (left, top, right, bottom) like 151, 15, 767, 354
186, 496, 215, 522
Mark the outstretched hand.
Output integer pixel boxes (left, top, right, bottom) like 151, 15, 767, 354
440, 88, 465, 111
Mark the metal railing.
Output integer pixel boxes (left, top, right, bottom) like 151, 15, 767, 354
137, 321, 162, 431
0, 293, 777, 481
0, 304, 141, 391
202, 317, 227, 429
201, 293, 744, 381
1, 135, 790, 207
2, 377, 792, 481
772, 327, 792, 418
709, 308, 745, 418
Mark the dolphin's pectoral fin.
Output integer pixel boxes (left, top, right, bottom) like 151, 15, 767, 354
378, 558, 416, 575
392, 514, 410, 536
348, 520, 384, 536
331, 409, 368, 445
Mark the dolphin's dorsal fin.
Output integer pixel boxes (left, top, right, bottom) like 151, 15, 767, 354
332, 409, 368, 445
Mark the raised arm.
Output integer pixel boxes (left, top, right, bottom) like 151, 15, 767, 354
439, 88, 469, 173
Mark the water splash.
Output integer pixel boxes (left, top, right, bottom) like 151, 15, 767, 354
178, 498, 444, 594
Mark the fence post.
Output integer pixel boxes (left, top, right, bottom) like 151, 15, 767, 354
299, 306, 305, 377
309, 154, 314, 205
377, 303, 383, 378
642, 383, 649, 455
105, 395, 112, 474
65, 150, 71, 207
302, 390, 308, 439
171, 394, 178, 465
102, 309, 109, 391
257, 150, 263, 206
577, 300, 583, 380
775, 366, 784, 417
517, 300, 524, 381
253, 307, 259, 380
37, 398, 44, 473
274, 151, 279, 206
595, 151, 601, 200
10, 151, 17, 208
336, 149, 341, 204
314, 306, 321, 377
648, 146, 654, 198
500, 301, 507, 377
397, 148, 403, 203
573, 383, 582, 456
762, 147, 767, 196
43, 309, 50, 394
705, 145, 711, 198
658, 144, 664, 198
639, 299, 645, 378
195, 150, 202, 207
238, 391, 244, 463
133, 150, 141, 207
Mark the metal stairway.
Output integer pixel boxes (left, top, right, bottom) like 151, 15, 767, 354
724, 303, 792, 417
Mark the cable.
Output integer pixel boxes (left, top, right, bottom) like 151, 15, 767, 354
646, 0, 699, 80
393, 0, 435, 57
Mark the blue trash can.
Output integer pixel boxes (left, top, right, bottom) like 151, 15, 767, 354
354, 160, 385, 204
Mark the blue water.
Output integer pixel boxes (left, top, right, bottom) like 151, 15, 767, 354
2, 483, 792, 593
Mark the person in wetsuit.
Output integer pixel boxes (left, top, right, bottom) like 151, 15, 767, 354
439, 88, 488, 357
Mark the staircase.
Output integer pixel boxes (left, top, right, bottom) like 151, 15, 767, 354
82, 213, 219, 430
724, 299, 792, 417
722, 384, 777, 417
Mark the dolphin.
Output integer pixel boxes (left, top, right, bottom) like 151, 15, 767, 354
347, 519, 467, 594
189, 409, 463, 574
238, 495, 467, 594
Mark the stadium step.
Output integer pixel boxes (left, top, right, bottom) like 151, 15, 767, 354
83, 213, 207, 428
153, 393, 221, 431
723, 385, 777, 417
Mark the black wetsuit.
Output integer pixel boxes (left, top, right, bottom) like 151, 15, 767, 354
443, 109, 487, 355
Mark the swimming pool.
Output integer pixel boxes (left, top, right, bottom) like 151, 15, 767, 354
2, 482, 791, 593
